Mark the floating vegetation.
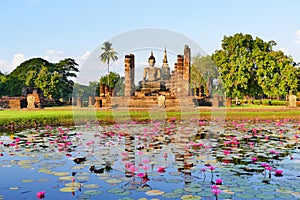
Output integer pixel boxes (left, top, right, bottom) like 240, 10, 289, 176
1, 119, 300, 199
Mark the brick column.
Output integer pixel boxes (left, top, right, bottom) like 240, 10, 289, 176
124, 54, 135, 97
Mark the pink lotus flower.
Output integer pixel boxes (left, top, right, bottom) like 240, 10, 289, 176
223, 150, 230, 155
129, 165, 138, 174
157, 166, 166, 173
137, 173, 145, 178
265, 166, 272, 171
36, 191, 45, 199
136, 151, 143, 155
207, 165, 216, 171
211, 185, 219, 189
252, 157, 258, 162
269, 150, 278, 155
0, 141, 3, 145
211, 189, 222, 195
275, 169, 283, 176
261, 163, 269, 168
216, 179, 222, 185
15, 138, 20, 143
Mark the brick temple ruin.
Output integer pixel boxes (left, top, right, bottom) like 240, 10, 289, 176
94, 45, 212, 109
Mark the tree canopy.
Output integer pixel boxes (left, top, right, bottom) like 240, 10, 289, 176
99, 71, 124, 96
1, 58, 79, 100
212, 33, 298, 99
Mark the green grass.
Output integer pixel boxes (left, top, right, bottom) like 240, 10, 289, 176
0, 105, 299, 131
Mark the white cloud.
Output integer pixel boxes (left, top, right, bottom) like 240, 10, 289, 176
12, 53, 26, 68
0, 59, 9, 74
294, 30, 300, 44
44, 49, 64, 63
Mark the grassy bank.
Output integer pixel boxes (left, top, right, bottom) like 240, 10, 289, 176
0, 106, 299, 131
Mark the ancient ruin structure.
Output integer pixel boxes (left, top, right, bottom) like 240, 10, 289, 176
94, 45, 210, 109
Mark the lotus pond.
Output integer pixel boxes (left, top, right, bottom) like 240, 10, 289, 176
1, 118, 300, 200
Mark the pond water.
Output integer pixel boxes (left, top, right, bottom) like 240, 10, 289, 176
0, 119, 300, 200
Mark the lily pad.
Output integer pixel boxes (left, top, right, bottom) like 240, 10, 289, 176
235, 193, 255, 199
53, 172, 70, 176
180, 194, 202, 200
162, 192, 182, 199
59, 187, 77, 192
184, 186, 202, 193
145, 189, 165, 196
275, 192, 295, 199
76, 176, 90, 181
106, 179, 123, 184
83, 184, 100, 189
59, 176, 74, 181
83, 190, 103, 195
21, 179, 34, 183
65, 182, 81, 187
256, 193, 275, 199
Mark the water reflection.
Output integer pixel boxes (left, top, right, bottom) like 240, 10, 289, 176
0, 119, 300, 199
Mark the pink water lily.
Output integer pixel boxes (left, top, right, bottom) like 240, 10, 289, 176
157, 166, 166, 173
137, 173, 146, 178
36, 191, 45, 199
275, 169, 283, 176
211, 185, 219, 189
216, 178, 222, 185
211, 189, 222, 195
252, 157, 258, 162
223, 150, 230, 155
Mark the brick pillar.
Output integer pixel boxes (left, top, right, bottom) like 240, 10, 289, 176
88, 96, 94, 106
183, 45, 191, 96
77, 98, 82, 107
100, 84, 105, 97
124, 54, 135, 97
105, 85, 109, 96
176, 55, 184, 94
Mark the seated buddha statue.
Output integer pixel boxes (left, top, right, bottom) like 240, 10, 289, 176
139, 51, 162, 89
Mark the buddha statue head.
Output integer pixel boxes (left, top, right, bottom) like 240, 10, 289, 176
148, 51, 156, 67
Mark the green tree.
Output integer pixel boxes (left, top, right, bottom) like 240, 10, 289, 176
1, 58, 79, 101
34, 66, 61, 99
256, 50, 298, 98
212, 33, 262, 99
191, 54, 219, 92
212, 33, 297, 100
4, 58, 51, 96
53, 58, 79, 101
25, 71, 37, 87
99, 71, 124, 96
99, 42, 118, 90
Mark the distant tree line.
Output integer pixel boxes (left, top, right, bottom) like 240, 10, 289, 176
0, 58, 79, 102
191, 33, 300, 100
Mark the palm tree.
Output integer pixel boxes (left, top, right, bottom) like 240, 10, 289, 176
99, 42, 118, 92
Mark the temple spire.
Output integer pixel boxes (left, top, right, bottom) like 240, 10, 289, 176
163, 47, 168, 64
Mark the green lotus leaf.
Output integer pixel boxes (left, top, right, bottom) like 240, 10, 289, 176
59, 187, 77, 192
83, 190, 103, 195
145, 189, 165, 196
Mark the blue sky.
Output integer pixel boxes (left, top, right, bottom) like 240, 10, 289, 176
0, 0, 300, 76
